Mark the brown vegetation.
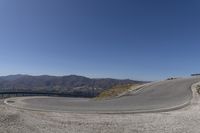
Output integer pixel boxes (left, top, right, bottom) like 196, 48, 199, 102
95, 83, 141, 100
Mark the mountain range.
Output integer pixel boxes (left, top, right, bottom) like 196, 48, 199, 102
0, 74, 145, 97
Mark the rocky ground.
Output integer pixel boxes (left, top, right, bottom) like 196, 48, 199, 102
0, 83, 200, 133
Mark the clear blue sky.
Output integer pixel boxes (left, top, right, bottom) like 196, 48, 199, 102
0, 0, 200, 80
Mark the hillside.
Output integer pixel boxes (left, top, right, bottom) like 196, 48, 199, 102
0, 75, 145, 97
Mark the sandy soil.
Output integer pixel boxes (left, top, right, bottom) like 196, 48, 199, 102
0, 83, 200, 133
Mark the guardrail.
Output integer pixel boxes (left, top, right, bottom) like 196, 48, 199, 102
191, 74, 200, 76
0, 91, 91, 98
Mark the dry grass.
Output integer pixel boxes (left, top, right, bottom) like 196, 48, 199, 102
95, 84, 140, 100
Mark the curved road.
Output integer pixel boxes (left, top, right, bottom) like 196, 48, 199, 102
5, 77, 200, 113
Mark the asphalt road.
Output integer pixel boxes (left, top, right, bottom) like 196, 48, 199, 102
5, 77, 200, 113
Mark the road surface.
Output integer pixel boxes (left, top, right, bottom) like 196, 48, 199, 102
5, 77, 200, 113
